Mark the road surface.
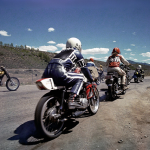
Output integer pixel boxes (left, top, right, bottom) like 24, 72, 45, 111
0, 76, 150, 150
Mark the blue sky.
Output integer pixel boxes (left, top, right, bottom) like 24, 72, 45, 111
0, 0, 150, 64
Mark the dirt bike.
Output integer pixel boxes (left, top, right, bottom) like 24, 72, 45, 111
34, 68, 100, 139
0, 66, 20, 91
133, 70, 144, 83
105, 71, 126, 101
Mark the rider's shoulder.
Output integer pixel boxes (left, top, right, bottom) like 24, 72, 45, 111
116, 54, 122, 57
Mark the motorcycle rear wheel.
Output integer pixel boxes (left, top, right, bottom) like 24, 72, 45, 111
34, 95, 65, 139
134, 78, 139, 83
88, 87, 100, 115
6, 77, 20, 91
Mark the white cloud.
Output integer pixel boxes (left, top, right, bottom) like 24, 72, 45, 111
103, 56, 109, 61
130, 52, 135, 56
48, 28, 55, 32
86, 56, 108, 61
131, 44, 135, 46
56, 43, 66, 49
132, 32, 136, 35
143, 59, 150, 62
27, 28, 32, 31
87, 56, 102, 60
124, 48, 131, 51
0, 30, 11, 36
140, 52, 150, 57
47, 41, 56, 44
82, 48, 109, 54
56, 50, 61, 53
128, 57, 137, 61
39, 45, 57, 52
26, 45, 31, 49
26, 45, 38, 50
113, 41, 116, 42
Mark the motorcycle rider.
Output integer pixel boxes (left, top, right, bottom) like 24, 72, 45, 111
135, 65, 144, 78
42, 37, 93, 109
86, 58, 99, 84
86, 58, 96, 67
98, 65, 104, 81
106, 47, 130, 90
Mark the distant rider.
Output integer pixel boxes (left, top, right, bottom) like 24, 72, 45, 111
98, 65, 104, 81
135, 65, 144, 78
86, 58, 97, 67
42, 37, 93, 109
106, 47, 130, 90
86, 58, 99, 84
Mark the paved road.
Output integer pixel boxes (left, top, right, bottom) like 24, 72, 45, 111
0, 76, 150, 150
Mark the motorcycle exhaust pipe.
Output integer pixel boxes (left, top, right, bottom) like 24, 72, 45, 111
72, 110, 86, 118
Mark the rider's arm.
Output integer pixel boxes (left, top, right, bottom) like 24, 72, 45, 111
75, 50, 93, 82
120, 55, 130, 66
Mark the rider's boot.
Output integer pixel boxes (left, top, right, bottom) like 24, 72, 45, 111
68, 93, 85, 110
121, 84, 126, 91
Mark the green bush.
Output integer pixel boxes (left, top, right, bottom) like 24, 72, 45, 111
38, 52, 50, 62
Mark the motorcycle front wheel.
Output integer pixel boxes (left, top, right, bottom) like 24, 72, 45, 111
6, 77, 20, 91
88, 87, 100, 115
34, 95, 65, 139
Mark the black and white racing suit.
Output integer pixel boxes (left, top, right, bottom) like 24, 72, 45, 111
42, 48, 93, 95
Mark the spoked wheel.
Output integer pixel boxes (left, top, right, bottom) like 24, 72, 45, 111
34, 95, 65, 139
88, 87, 100, 115
6, 77, 20, 91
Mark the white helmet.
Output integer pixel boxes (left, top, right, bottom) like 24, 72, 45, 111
137, 65, 142, 69
66, 37, 82, 52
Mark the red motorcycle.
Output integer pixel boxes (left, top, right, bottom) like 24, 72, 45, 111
34, 67, 100, 139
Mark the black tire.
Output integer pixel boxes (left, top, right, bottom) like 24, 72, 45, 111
140, 77, 144, 82
134, 78, 138, 83
88, 87, 100, 115
34, 95, 64, 139
6, 77, 20, 91
122, 90, 126, 95
108, 85, 116, 100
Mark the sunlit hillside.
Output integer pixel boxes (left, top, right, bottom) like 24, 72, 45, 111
0, 42, 150, 76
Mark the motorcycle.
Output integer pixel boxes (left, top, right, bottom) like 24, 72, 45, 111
105, 71, 126, 101
120, 64, 131, 86
34, 68, 100, 139
0, 66, 20, 91
132, 70, 144, 83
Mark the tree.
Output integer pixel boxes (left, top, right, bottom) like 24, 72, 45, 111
10, 43, 13, 47
0, 41, 3, 46
20, 45, 24, 49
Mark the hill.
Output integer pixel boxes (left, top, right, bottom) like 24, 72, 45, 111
0, 44, 106, 69
0, 43, 150, 75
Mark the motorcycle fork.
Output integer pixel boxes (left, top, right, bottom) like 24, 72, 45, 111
89, 85, 96, 105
